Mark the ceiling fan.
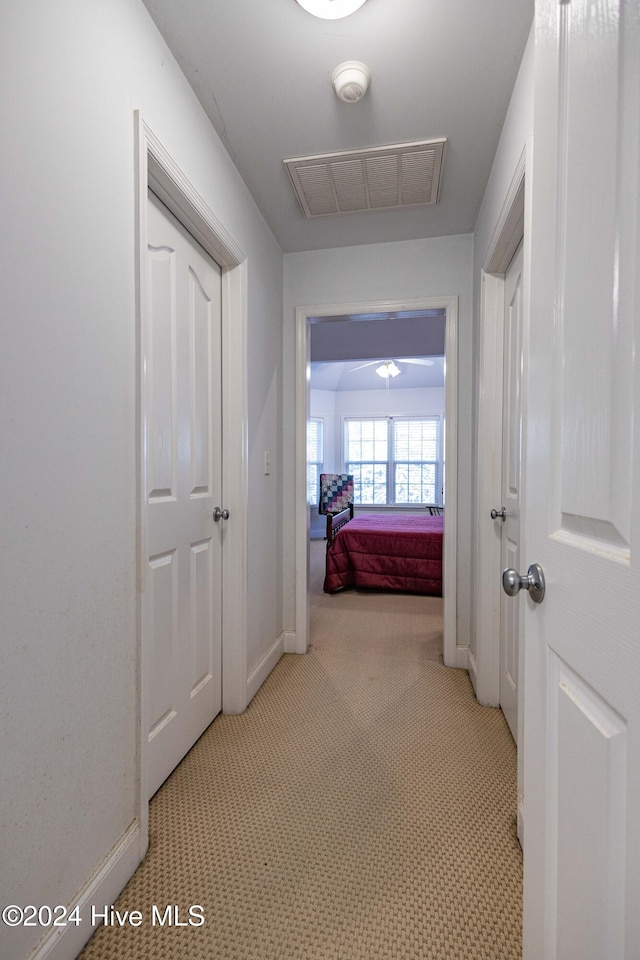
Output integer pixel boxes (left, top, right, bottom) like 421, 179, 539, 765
349, 357, 435, 378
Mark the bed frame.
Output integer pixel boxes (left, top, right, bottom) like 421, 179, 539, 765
325, 502, 354, 547
326, 503, 444, 544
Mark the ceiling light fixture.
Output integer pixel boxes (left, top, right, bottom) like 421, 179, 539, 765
294, 0, 368, 20
375, 360, 401, 379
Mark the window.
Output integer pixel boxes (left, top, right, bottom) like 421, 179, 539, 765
344, 418, 388, 504
393, 418, 439, 504
344, 416, 440, 506
307, 417, 324, 505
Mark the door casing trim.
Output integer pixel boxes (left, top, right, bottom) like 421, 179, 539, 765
472, 143, 530, 845
472, 144, 528, 707
293, 295, 460, 668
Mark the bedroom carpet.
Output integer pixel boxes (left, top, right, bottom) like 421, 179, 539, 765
78, 540, 522, 960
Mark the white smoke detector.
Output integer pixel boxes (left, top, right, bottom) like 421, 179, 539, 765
331, 61, 371, 103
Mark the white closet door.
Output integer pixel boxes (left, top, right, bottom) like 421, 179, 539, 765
145, 190, 223, 798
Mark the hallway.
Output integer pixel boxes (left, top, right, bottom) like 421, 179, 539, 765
79, 542, 521, 960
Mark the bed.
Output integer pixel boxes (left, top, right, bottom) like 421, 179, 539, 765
323, 507, 444, 595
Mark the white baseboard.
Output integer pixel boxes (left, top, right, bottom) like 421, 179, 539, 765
29, 820, 142, 960
517, 797, 524, 850
246, 633, 285, 704
455, 643, 469, 670
467, 646, 478, 695
283, 631, 297, 654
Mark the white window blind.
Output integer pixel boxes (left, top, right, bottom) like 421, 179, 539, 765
344, 418, 388, 504
393, 418, 438, 504
344, 416, 440, 506
307, 417, 324, 505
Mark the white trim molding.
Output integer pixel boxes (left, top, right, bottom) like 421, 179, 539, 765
283, 630, 297, 653
473, 144, 528, 706
27, 822, 141, 960
294, 296, 460, 668
246, 633, 286, 704
134, 115, 249, 864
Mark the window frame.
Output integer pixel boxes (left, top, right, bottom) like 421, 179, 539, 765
306, 416, 325, 506
342, 414, 442, 507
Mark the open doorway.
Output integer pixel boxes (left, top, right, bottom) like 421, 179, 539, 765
294, 296, 460, 667
308, 311, 446, 539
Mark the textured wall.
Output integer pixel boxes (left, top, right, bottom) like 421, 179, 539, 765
0, 2, 283, 957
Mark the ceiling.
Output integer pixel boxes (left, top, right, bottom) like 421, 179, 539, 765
311, 309, 445, 362
141, 0, 533, 253
312, 357, 445, 391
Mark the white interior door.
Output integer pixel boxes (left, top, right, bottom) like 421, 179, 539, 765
498, 241, 524, 743
144, 190, 223, 799
522, 2, 639, 957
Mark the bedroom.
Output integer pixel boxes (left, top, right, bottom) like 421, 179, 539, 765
309, 312, 446, 596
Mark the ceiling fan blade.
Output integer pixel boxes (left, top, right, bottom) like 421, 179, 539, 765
395, 357, 435, 366
348, 360, 378, 372
348, 357, 436, 373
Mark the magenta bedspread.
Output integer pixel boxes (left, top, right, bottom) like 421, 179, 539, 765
323, 514, 443, 595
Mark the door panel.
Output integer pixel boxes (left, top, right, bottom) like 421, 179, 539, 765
190, 268, 214, 496
499, 242, 524, 741
145, 190, 223, 799
523, 1, 639, 956
552, 654, 627, 959
147, 550, 178, 740
147, 247, 177, 501
557, 0, 632, 542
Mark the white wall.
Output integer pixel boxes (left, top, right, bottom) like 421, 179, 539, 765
332, 386, 444, 468
284, 234, 473, 644
0, 2, 283, 958
473, 27, 534, 271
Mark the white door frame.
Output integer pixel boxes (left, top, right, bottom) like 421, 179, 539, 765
472, 145, 529, 707
135, 115, 249, 853
473, 145, 530, 841
293, 295, 460, 668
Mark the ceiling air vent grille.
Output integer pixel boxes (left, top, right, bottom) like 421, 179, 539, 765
284, 139, 446, 218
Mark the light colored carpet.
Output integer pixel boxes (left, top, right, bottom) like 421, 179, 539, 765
79, 540, 522, 960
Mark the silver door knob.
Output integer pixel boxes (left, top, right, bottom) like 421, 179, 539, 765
491, 507, 507, 520
213, 507, 230, 522
502, 563, 545, 604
